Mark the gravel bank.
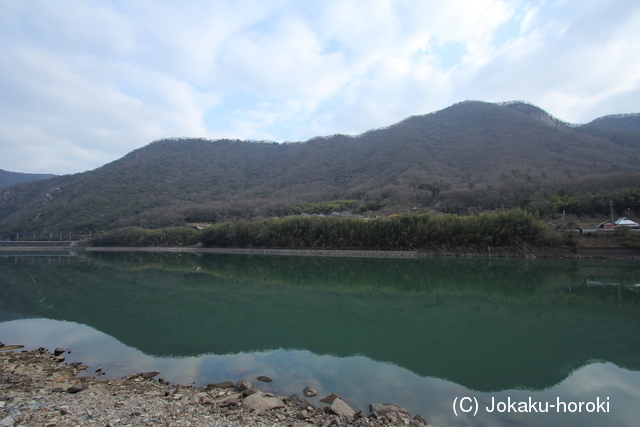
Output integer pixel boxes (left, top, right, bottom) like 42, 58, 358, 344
1, 347, 432, 427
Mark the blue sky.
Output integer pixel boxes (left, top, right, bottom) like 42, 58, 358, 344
1, 0, 639, 174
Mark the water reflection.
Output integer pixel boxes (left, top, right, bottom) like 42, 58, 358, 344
0, 317, 637, 427
1, 253, 640, 426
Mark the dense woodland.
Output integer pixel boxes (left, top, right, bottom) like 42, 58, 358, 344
1, 100, 639, 240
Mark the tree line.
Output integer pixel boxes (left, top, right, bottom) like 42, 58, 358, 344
90, 209, 549, 249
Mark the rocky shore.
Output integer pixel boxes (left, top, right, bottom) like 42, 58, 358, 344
1, 346, 433, 427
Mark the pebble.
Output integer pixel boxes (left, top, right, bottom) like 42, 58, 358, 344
0, 348, 425, 427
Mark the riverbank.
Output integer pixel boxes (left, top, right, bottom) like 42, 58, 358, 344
84, 245, 640, 259
2, 240, 639, 259
1, 346, 430, 427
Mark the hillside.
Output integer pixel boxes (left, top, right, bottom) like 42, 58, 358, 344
0, 169, 56, 190
1, 100, 639, 236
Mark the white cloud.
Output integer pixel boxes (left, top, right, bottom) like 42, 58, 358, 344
0, 0, 638, 174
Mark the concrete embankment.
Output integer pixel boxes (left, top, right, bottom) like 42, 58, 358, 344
2, 241, 637, 259
0, 241, 79, 255
84, 245, 640, 259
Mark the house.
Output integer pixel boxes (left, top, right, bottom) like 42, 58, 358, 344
614, 217, 640, 228
596, 221, 616, 229
581, 217, 639, 235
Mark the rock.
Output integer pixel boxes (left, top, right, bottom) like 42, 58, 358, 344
369, 403, 412, 418
0, 416, 14, 427
330, 398, 356, 418
67, 383, 87, 393
243, 388, 259, 397
53, 347, 66, 356
240, 392, 285, 413
413, 414, 428, 426
303, 386, 318, 397
141, 371, 160, 379
53, 355, 65, 363
320, 393, 340, 404
212, 381, 235, 389
387, 411, 412, 425
0, 345, 24, 352
4, 408, 18, 418
287, 393, 315, 410
257, 375, 272, 382
77, 365, 89, 371
297, 409, 311, 419
236, 378, 252, 392
221, 396, 240, 407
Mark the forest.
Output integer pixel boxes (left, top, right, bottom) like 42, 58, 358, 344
1, 101, 639, 239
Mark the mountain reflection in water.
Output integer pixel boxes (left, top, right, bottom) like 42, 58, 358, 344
1, 252, 640, 426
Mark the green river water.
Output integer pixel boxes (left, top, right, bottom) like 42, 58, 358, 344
1, 252, 639, 426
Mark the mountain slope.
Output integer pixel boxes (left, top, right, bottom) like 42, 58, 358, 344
1, 101, 639, 235
0, 169, 56, 190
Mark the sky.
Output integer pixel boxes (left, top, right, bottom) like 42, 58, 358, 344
1, 0, 639, 175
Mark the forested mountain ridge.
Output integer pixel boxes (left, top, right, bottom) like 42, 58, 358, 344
1, 100, 639, 236
0, 169, 56, 190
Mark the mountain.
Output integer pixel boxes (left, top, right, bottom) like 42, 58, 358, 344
0, 169, 56, 190
1, 100, 639, 235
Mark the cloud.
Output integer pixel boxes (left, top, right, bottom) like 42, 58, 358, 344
0, 0, 638, 174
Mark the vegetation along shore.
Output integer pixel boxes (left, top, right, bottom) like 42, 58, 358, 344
81, 209, 639, 259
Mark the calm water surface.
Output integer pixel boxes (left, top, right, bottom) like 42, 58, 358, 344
1, 252, 640, 426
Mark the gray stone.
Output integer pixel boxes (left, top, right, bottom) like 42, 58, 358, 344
236, 378, 252, 392
320, 393, 340, 404
329, 398, 356, 418
413, 414, 428, 426
287, 394, 315, 410
221, 397, 239, 407
369, 403, 412, 418
240, 392, 285, 413
213, 381, 235, 389
387, 411, 412, 425
66, 383, 87, 393
53, 347, 66, 356
303, 386, 318, 397
243, 388, 259, 397
141, 371, 160, 379
257, 375, 272, 382
297, 409, 311, 420
0, 416, 14, 427
4, 408, 19, 418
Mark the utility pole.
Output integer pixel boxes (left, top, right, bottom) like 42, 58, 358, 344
610, 200, 614, 223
